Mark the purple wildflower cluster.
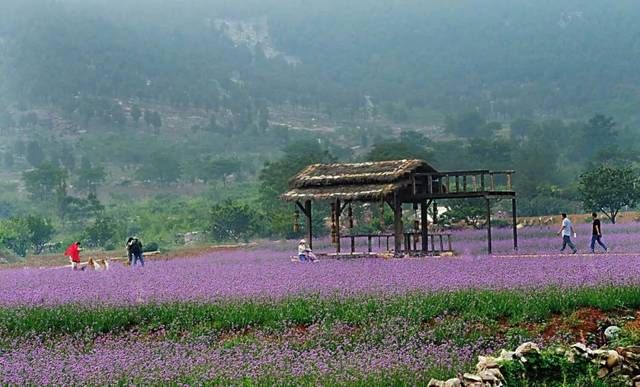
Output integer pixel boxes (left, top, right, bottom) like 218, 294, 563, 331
0, 322, 503, 385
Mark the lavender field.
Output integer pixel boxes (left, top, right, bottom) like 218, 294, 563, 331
1, 223, 640, 307
2, 223, 640, 385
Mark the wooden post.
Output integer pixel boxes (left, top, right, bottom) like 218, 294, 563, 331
368, 236, 372, 253
336, 199, 341, 253
393, 194, 403, 256
350, 236, 355, 254
486, 198, 492, 254
305, 200, 313, 250
421, 200, 428, 254
455, 176, 460, 192
432, 201, 438, 225
512, 198, 518, 251
490, 173, 496, 191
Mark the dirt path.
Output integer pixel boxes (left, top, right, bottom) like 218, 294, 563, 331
0, 243, 254, 269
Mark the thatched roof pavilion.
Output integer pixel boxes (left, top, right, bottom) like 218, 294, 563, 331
282, 159, 517, 256
283, 159, 438, 202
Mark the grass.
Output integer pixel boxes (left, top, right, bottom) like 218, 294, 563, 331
1, 286, 639, 338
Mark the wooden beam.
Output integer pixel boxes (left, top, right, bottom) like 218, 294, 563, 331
305, 200, 313, 250
432, 201, 438, 225
295, 201, 309, 217
486, 198, 492, 255
339, 200, 350, 216
421, 199, 429, 254
512, 198, 518, 251
336, 199, 341, 253
393, 194, 403, 257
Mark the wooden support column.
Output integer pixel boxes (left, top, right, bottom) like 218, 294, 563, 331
393, 194, 403, 256
335, 199, 342, 253
432, 201, 438, 225
296, 201, 313, 250
512, 198, 518, 251
486, 197, 492, 255
421, 199, 428, 254
305, 200, 313, 250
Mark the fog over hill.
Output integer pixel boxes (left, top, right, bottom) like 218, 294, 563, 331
1, 0, 640, 122
0, 0, 639, 252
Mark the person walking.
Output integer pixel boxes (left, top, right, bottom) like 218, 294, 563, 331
64, 241, 82, 270
557, 213, 577, 254
590, 212, 608, 253
130, 237, 144, 267
126, 237, 134, 265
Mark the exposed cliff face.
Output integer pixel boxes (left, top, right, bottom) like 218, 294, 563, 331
213, 17, 300, 66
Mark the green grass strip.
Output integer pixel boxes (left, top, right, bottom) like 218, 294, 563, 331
1, 286, 639, 338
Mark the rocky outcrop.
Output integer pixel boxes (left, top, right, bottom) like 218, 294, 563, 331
428, 342, 640, 387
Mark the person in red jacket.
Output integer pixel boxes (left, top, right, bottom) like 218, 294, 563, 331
65, 241, 82, 270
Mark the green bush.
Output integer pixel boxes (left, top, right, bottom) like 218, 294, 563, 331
143, 242, 159, 252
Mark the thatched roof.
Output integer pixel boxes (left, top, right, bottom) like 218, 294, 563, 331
282, 159, 437, 202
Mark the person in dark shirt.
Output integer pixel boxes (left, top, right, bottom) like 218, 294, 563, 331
130, 237, 144, 267
591, 212, 608, 253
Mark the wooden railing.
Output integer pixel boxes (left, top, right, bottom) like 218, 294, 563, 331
339, 232, 452, 255
412, 170, 514, 195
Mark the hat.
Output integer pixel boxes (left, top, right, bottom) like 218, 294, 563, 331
299, 239, 306, 244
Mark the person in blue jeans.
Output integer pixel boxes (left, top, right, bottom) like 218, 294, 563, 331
557, 213, 577, 254
590, 212, 608, 253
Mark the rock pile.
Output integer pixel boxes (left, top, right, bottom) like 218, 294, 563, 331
428, 342, 640, 387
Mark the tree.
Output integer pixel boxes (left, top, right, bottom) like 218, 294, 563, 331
581, 114, 617, 162
208, 200, 262, 242
258, 140, 334, 236
366, 140, 431, 161
510, 118, 538, 139
25, 140, 45, 167
22, 162, 68, 202
440, 199, 487, 229
146, 111, 162, 134
82, 215, 120, 248
3, 151, 14, 168
0, 218, 30, 257
445, 111, 485, 138
25, 215, 54, 254
578, 164, 640, 224
208, 158, 243, 184
76, 159, 106, 193
136, 153, 181, 184
131, 105, 142, 124
58, 143, 76, 171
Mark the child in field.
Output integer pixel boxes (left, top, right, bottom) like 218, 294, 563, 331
64, 241, 82, 270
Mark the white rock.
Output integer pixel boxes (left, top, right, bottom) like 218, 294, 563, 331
515, 342, 540, 356
605, 326, 622, 340
445, 378, 462, 387
499, 349, 516, 361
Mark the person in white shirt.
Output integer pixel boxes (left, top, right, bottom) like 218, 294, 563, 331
297, 239, 318, 262
557, 213, 577, 254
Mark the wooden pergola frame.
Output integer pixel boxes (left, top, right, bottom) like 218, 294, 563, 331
283, 160, 517, 256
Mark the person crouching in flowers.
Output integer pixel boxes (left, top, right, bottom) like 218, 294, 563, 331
297, 239, 317, 262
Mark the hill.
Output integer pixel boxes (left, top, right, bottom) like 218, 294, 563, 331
2, 0, 640, 122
